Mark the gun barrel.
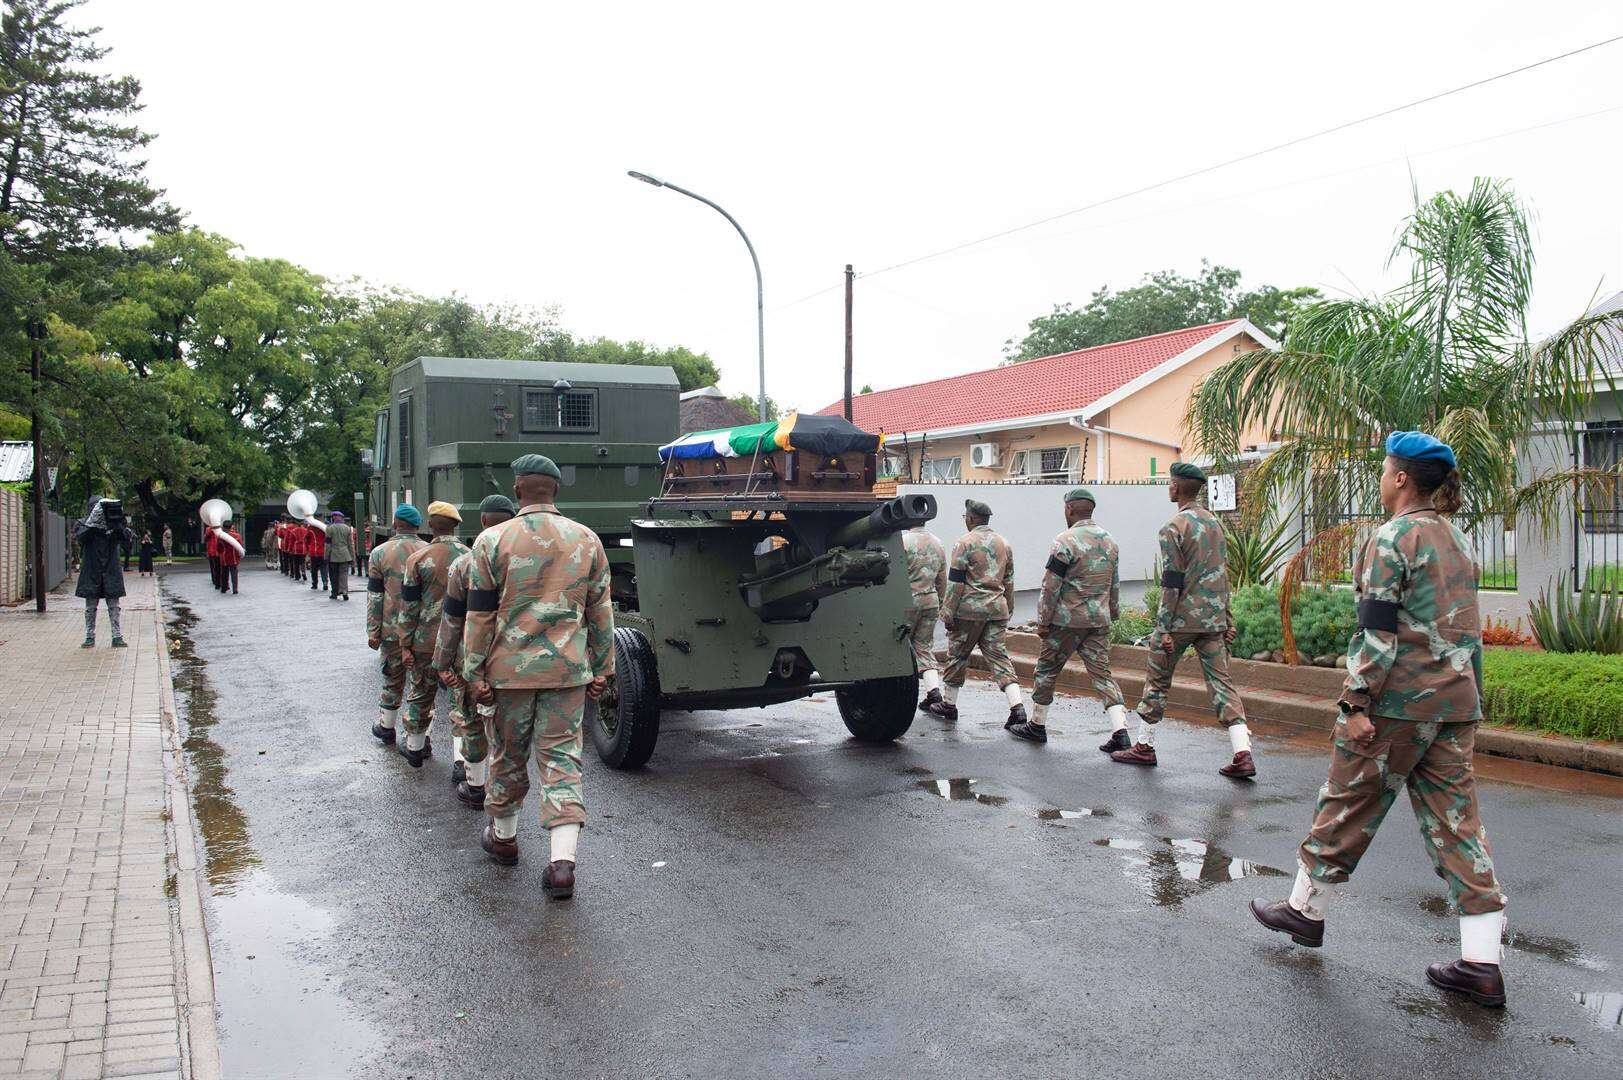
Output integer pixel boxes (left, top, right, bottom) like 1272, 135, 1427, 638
828, 494, 937, 549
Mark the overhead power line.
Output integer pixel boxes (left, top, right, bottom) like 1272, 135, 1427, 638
772, 31, 1623, 312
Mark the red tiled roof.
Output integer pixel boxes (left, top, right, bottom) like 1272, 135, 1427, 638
817, 319, 1241, 434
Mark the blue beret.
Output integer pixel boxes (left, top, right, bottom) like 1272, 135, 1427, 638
394, 504, 423, 527
1385, 431, 1456, 470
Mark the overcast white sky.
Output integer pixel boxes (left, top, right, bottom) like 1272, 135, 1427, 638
89, 1, 1623, 413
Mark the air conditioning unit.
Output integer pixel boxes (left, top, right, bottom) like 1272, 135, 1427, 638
969, 442, 1000, 469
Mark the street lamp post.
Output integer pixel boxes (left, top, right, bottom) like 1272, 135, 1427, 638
628, 171, 767, 422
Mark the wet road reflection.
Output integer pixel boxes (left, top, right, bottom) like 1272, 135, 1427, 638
1091, 836, 1287, 907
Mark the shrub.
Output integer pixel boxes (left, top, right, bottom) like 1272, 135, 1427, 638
1482, 650, 1623, 742
1481, 617, 1533, 647
1230, 583, 1356, 660
1110, 608, 1153, 645
1528, 573, 1623, 654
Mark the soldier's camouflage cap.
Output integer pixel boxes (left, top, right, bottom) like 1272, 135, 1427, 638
478, 494, 517, 515
1170, 462, 1206, 483
511, 453, 562, 480
1064, 487, 1097, 504
964, 498, 992, 519
394, 504, 423, 527
426, 500, 461, 523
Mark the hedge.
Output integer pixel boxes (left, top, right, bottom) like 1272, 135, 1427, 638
1482, 650, 1623, 742
1230, 584, 1356, 661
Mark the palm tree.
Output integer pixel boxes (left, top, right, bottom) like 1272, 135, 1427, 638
1185, 178, 1623, 530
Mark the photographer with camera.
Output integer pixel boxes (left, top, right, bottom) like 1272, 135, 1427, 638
74, 497, 137, 648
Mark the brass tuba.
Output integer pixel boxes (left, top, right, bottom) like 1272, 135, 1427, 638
287, 488, 326, 533
198, 499, 245, 555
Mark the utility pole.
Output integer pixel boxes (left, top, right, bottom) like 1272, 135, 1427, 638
843, 264, 854, 421
29, 326, 46, 612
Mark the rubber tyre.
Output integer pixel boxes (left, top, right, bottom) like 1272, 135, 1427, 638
836, 676, 918, 743
591, 627, 661, 769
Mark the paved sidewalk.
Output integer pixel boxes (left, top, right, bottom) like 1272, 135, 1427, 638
0, 577, 218, 1079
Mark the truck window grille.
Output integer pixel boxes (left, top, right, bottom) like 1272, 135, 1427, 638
560, 392, 595, 429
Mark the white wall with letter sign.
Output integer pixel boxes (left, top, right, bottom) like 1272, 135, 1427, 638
1209, 474, 1236, 512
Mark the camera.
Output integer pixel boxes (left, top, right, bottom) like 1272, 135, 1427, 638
101, 499, 126, 530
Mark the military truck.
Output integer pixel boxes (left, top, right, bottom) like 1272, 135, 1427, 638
591, 415, 936, 769
369, 356, 679, 597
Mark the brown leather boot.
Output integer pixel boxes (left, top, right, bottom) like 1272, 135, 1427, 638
1007, 721, 1047, 744
543, 860, 576, 900
924, 699, 958, 722
456, 782, 485, 808
918, 688, 942, 713
1004, 704, 1028, 730
481, 824, 518, 866
1426, 960, 1506, 1007
1249, 899, 1325, 947
1110, 743, 1158, 766
1219, 750, 1257, 779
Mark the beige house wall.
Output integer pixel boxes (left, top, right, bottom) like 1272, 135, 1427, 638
895, 330, 1273, 483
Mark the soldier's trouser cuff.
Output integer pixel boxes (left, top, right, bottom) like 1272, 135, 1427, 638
1134, 697, 1164, 723
538, 799, 586, 830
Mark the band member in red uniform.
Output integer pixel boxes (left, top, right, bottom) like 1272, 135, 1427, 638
205, 524, 221, 589
217, 522, 243, 594
307, 515, 327, 591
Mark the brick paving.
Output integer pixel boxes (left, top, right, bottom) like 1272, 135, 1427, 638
0, 577, 216, 1079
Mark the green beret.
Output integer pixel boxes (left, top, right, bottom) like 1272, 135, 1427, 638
1065, 487, 1097, 504
510, 453, 562, 480
478, 494, 516, 515
964, 498, 992, 519
1169, 462, 1206, 483
393, 504, 422, 527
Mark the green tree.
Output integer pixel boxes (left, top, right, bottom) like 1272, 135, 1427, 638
561, 337, 719, 392
729, 392, 780, 421
1185, 178, 1623, 529
1002, 261, 1319, 362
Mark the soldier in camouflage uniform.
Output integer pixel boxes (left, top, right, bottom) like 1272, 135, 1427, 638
464, 455, 613, 899
1252, 432, 1508, 1008
396, 502, 471, 767
903, 524, 948, 712
434, 495, 515, 807
1110, 462, 1256, 778
366, 505, 428, 744
1008, 488, 1125, 745
924, 499, 1027, 726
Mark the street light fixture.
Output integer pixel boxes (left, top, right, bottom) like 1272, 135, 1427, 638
627, 170, 767, 422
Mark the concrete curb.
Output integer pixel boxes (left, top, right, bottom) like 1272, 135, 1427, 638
947, 640, 1623, 779
153, 589, 224, 1080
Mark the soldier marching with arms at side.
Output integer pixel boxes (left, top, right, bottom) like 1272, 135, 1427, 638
397, 502, 471, 767
434, 495, 516, 808
903, 523, 948, 713
463, 456, 613, 899
1008, 487, 1126, 744
1109, 462, 1256, 777
925, 499, 1028, 727
366, 505, 428, 745
1251, 432, 1509, 1007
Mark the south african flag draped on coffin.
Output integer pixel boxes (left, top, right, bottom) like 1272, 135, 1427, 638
658, 412, 883, 461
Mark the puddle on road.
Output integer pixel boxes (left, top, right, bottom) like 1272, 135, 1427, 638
165, 591, 380, 1076
1091, 836, 1286, 908
916, 778, 1009, 807
1416, 893, 1608, 973
1573, 991, 1623, 1030
1035, 808, 1111, 821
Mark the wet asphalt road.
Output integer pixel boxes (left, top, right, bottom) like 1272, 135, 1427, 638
160, 564, 1623, 1079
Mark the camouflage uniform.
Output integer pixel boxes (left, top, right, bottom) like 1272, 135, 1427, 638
1299, 508, 1504, 915
433, 550, 483, 764
1138, 505, 1245, 727
462, 503, 613, 830
941, 525, 1016, 689
367, 531, 428, 711
1033, 520, 1123, 709
397, 535, 471, 737
902, 528, 946, 676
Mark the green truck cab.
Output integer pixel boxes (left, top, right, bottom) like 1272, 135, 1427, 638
368, 356, 678, 597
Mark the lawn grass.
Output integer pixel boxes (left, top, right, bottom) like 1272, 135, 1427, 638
1482, 649, 1623, 742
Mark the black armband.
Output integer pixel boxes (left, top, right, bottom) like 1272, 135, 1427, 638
367, 577, 385, 593
1357, 598, 1400, 633
401, 583, 422, 602
1045, 555, 1072, 577
466, 588, 499, 612
443, 595, 466, 618
947, 567, 967, 584
1160, 569, 1186, 590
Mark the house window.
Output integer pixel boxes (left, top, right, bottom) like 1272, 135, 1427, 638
879, 453, 909, 480
1580, 421, 1623, 531
396, 397, 412, 474
522, 387, 599, 433
1007, 446, 1080, 481
922, 456, 961, 482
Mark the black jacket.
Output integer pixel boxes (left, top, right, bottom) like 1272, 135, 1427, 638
75, 518, 135, 599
